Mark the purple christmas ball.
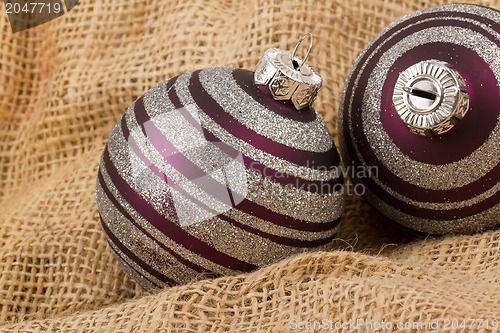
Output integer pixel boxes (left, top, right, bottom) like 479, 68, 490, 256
339, 4, 500, 234
97, 66, 344, 291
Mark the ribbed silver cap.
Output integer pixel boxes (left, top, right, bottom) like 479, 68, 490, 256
392, 60, 469, 136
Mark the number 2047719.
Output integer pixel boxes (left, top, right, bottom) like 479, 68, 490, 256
5, 2, 62, 14
443, 319, 499, 330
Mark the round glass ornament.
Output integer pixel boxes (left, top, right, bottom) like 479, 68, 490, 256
338, 4, 500, 235
97, 35, 345, 291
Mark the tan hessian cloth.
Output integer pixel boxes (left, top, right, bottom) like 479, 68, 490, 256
0, 0, 499, 332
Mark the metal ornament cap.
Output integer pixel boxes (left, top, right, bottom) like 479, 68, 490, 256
393, 60, 470, 136
254, 34, 323, 110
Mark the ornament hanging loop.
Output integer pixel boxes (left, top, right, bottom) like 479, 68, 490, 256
291, 33, 313, 70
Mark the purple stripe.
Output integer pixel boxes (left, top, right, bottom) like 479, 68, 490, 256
166, 76, 183, 108
341, 13, 500, 216
167, 75, 344, 193
373, 186, 500, 220
165, 75, 178, 92
103, 147, 256, 271
98, 169, 209, 274
99, 210, 176, 287
232, 69, 317, 123
130, 98, 338, 232
189, 70, 340, 170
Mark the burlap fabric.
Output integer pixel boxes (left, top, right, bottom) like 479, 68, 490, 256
0, 0, 499, 332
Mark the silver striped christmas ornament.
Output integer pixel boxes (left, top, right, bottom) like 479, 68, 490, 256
97, 35, 345, 291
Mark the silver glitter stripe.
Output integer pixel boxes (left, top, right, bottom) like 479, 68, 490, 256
246, 168, 344, 223
145, 104, 233, 189
174, 71, 339, 182
364, 187, 500, 235
97, 178, 212, 284
140, 85, 343, 223
106, 237, 166, 289
226, 208, 339, 241
374, 178, 500, 211
198, 67, 333, 153
362, 25, 500, 190
182, 214, 335, 267
98, 152, 235, 276
139, 79, 172, 119
399, 4, 500, 26
142, 78, 225, 159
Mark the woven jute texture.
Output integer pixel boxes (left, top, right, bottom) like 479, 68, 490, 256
0, 0, 499, 332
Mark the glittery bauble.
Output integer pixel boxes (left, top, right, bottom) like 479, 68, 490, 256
97, 67, 344, 291
338, 4, 500, 235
